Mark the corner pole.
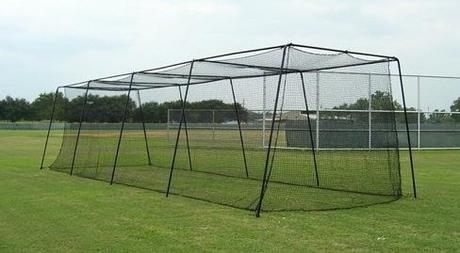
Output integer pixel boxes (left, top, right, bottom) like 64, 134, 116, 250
40, 87, 60, 169
396, 59, 417, 198
70, 82, 91, 175
110, 74, 135, 184
178, 86, 193, 170
256, 45, 288, 217
137, 90, 152, 165
166, 61, 194, 197
299, 72, 320, 186
229, 78, 249, 178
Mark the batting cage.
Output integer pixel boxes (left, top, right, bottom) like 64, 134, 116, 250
41, 43, 416, 216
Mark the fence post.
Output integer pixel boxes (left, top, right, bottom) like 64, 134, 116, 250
212, 109, 215, 141
316, 72, 320, 150
417, 76, 421, 149
262, 74, 266, 148
368, 74, 372, 150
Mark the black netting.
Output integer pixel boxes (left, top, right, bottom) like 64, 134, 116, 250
48, 45, 404, 214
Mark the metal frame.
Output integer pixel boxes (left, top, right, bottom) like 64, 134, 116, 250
70, 81, 91, 175
229, 78, 249, 178
41, 43, 417, 216
39, 87, 60, 169
395, 59, 417, 198
299, 72, 320, 186
256, 45, 288, 217
137, 90, 152, 165
110, 73, 134, 184
178, 86, 193, 170
166, 61, 194, 197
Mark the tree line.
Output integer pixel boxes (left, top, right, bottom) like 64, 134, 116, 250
0, 91, 459, 123
0, 92, 247, 123
332, 91, 460, 123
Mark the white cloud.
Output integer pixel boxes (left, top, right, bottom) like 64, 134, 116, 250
0, 0, 459, 103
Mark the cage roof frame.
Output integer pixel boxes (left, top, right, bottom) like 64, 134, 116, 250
62, 43, 397, 91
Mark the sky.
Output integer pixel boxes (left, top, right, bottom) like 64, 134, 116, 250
0, 0, 459, 109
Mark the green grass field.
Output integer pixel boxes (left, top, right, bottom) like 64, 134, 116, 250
0, 130, 459, 252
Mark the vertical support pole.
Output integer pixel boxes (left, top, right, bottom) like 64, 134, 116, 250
110, 74, 134, 185
262, 74, 267, 148
178, 86, 193, 171
315, 72, 320, 150
137, 90, 152, 165
229, 78, 249, 178
40, 87, 60, 169
396, 59, 417, 198
166, 61, 194, 197
167, 109, 170, 141
368, 74, 372, 150
299, 72, 320, 186
70, 82, 91, 175
417, 76, 421, 149
212, 109, 215, 141
256, 45, 288, 217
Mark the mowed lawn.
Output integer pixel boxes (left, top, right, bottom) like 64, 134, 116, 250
0, 130, 459, 252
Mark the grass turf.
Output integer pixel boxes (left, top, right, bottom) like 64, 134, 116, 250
0, 130, 459, 252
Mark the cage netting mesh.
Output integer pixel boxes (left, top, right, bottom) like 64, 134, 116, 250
48, 44, 403, 213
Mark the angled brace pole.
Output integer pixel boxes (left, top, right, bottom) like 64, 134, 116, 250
256, 45, 288, 217
70, 82, 91, 175
396, 59, 417, 198
166, 61, 194, 197
178, 86, 193, 170
110, 74, 134, 184
229, 78, 249, 178
266, 46, 291, 190
137, 90, 152, 165
40, 87, 60, 170
299, 72, 320, 186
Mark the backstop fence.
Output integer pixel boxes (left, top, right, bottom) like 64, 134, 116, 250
167, 74, 460, 150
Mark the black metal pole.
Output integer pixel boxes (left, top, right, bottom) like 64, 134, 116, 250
137, 90, 152, 165
256, 45, 288, 217
229, 78, 249, 178
70, 82, 91, 175
178, 86, 193, 170
299, 72, 320, 186
166, 61, 194, 197
110, 74, 135, 185
396, 59, 417, 198
40, 87, 60, 170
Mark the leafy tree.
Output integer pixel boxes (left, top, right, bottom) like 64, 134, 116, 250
0, 96, 32, 122
451, 97, 460, 122
427, 109, 452, 123
332, 91, 423, 123
31, 92, 67, 121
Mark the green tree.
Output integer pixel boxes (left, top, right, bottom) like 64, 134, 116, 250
450, 97, 460, 122
31, 92, 67, 121
333, 91, 423, 123
1, 96, 32, 122
428, 109, 452, 123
